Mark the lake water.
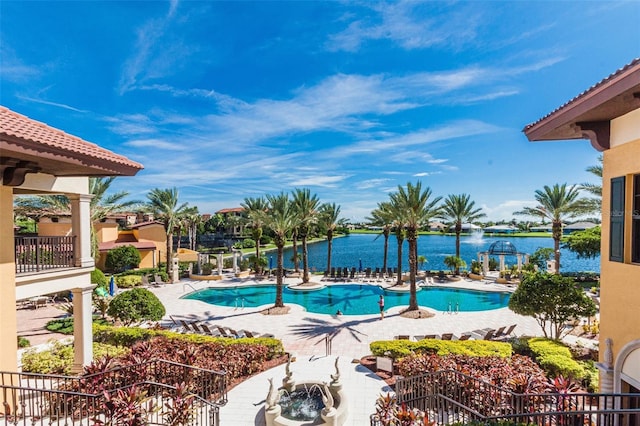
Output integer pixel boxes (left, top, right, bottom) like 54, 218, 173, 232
273, 233, 600, 273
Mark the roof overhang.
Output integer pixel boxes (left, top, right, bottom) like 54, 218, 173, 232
523, 59, 640, 151
1, 106, 143, 186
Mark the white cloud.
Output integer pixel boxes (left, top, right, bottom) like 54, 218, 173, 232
125, 138, 188, 151
16, 95, 88, 113
480, 200, 537, 221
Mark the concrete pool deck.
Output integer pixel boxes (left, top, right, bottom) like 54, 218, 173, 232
152, 274, 543, 360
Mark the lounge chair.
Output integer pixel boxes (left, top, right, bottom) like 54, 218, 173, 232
503, 324, 517, 337
438, 271, 446, 282
414, 334, 438, 340
227, 328, 247, 338
329, 267, 336, 281
394, 335, 411, 340
215, 325, 235, 338
244, 330, 275, 338
154, 274, 168, 285
458, 333, 472, 341
199, 323, 222, 337
471, 329, 496, 340
492, 326, 507, 338
441, 333, 454, 341
364, 268, 371, 280
141, 274, 152, 286
342, 267, 349, 281
349, 267, 356, 280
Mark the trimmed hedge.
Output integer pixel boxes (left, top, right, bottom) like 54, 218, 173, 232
369, 339, 512, 360
21, 342, 129, 375
528, 337, 585, 379
115, 274, 143, 288
93, 324, 285, 360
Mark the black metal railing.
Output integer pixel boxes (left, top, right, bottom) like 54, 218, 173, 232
370, 370, 640, 425
0, 359, 227, 425
14, 236, 75, 274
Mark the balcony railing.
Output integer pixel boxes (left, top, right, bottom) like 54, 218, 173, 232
370, 369, 640, 425
14, 236, 75, 274
0, 359, 226, 425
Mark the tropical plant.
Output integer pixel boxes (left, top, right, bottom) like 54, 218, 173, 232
444, 255, 466, 275
318, 202, 344, 275
440, 194, 485, 274
263, 193, 295, 307
367, 203, 394, 273
105, 245, 141, 273
292, 188, 320, 283
562, 226, 601, 259
514, 184, 593, 273
241, 196, 268, 274
508, 272, 597, 339
389, 182, 442, 311
418, 255, 427, 270
146, 188, 189, 278
107, 288, 166, 326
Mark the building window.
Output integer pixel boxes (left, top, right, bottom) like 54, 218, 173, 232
610, 176, 625, 262
633, 174, 640, 263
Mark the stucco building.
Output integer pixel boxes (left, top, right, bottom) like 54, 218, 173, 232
0, 107, 142, 385
524, 58, 640, 396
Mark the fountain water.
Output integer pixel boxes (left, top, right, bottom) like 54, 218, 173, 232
466, 229, 485, 245
264, 358, 348, 426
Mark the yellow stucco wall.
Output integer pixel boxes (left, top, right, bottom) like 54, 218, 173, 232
0, 185, 18, 378
37, 220, 72, 236
135, 224, 166, 264
176, 248, 199, 263
599, 112, 640, 383
94, 222, 119, 243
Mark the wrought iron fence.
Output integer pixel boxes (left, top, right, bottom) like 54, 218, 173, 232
14, 236, 75, 274
0, 359, 226, 425
369, 370, 640, 425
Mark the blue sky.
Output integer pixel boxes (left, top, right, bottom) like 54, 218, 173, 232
2, 1, 639, 222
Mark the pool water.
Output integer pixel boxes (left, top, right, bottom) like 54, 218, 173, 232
182, 284, 510, 315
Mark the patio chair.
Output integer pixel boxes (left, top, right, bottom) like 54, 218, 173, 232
350, 267, 356, 280
199, 323, 222, 337
342, 267, 349, 281
244, 330, 275, 338
438, 271, 446, 282
492, 326, 507, 338
329, 267, 336, 281
503, 324, 517, 337
458, 333, 472, 341
227, 328, 247, 338
441, 333, 454, 341
364, 268, 371, 280
414, 334, 438, 340
154, 274, 168, 285
471, 328, 496, 340
215, 325, 235, 338
394, 335, 411, 340
141, 274, 152, 286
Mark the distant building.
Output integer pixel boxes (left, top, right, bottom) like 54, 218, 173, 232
563, 221, 599, 234
216, 207, 245, 237
483, 225, 518, 234
448, 223, 481, 232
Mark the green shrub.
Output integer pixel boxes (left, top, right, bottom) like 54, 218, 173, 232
201, 262, 214, 275
93, 324, 285, 359
115, 274, 142, 288
21, 341, 128, 375
105, 245, 141, 273
91, 268, 108, 289
581, 360, 599, 393
17, 336, 30, 348
107, 288, 165, 325
47, 317, 110, 334
241, 238, 256, 248
528, 337, 585, 379
370, 339, 512, 361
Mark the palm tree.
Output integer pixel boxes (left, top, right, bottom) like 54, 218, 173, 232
367, 202, 394, 273
580, 155, 603, 200
440, 194, 486, 274
263, 192, 295, 308
292, 188, 320, 283
241, 196, 268, 274
514, 184, 592, 273
318, 202, 344, 275
390, 181, 442, 311
146, 188, 189, 278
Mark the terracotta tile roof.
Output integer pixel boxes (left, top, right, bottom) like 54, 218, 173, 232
129, 220, 164, 229
523, 58, 640, 131
1, 106, 143, 174
98, 241, 157, 252
217, 207, 245, 214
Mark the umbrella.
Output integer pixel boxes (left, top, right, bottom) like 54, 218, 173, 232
269, 256, 273, 271
109, 276, 115, 296
359, 258, 362, 273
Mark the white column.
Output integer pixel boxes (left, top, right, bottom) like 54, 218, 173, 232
217, 253, 223, 275
71, 285, 96, 374
69, 194, 94, 268
516, 255, 522, 271
499, 255, 505, 272
482, 253, 489, 275
232, 251, 238, 273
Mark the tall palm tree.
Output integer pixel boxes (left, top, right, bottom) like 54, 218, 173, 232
390, 182, 442, 311
146, 187, 189, 277
440, 193, 486, 274
292, 188, 320, 283
241, 196, 268, 274
318, 202, 344, 275
367, 202, 394, 273
514, 183, 592, 273
263, 192, 295, 308
580, 155, 603, 199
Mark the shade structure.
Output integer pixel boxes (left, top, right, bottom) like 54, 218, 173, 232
109, 276, 115, 296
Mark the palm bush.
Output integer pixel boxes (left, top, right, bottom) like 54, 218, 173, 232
107, 288, 165, 325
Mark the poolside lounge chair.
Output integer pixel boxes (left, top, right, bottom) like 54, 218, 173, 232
458, 333, 472, 341
141, 274, 152, 286
342, 267, 349, 281
154, 274, 168, 285
350, 267, 356, 280
394, 335, 411, 340
199, 323, 222, 337
329, 267, 336, 280
492, 326, 507, 338
438, 271, 446, 282
493, 324, 517, 340
244, 330, 275, 338
215, 325, 236, 338
227, 328, 247, 338
441, 333, 454, 341
414, 334, 438, 340
364, 268, 371, 280
470, 329, 496, 340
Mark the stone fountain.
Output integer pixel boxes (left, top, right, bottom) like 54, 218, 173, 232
265, 357, 348, 426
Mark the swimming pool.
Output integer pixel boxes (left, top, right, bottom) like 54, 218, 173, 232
182, 284, 511, 315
